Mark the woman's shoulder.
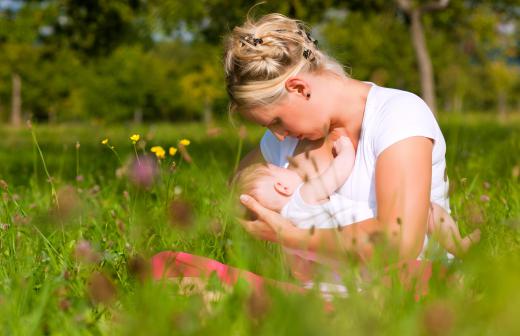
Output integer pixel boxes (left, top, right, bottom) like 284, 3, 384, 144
368, 85, 435, 125
372, 85, 430, 112
366, 85, 439, 157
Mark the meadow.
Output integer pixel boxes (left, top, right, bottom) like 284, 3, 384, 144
0, 114, 519, 335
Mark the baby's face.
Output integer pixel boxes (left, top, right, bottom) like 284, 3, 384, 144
253, 164, 302, 212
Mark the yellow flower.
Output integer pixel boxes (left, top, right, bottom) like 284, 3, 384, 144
169, 147, 177, 156
101, 138, 108, 145
151, 146, 165, 159
179, 139, 190, 146
130, 134, 140, 144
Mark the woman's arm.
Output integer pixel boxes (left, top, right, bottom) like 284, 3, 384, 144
375, 136, 432, 260
239, 137, 433, 262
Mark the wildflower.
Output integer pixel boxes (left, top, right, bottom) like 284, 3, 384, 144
130, 134, 140, 144
179, 139, 190, 146
169, 146, 177, 156
74, 239, 101, 264
128, 155, 158, 189
480, 194, 490, 202
101, 138, 108, 145
150, 146, 166, 159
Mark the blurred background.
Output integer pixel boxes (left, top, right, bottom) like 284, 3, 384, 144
0, 0, 518, 125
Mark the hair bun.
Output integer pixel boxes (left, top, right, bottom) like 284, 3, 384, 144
224, 13, 345, 112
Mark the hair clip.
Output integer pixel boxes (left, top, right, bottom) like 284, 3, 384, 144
306, 31, 318, 47
240, 34, 263, 47
303, 48, 312, 59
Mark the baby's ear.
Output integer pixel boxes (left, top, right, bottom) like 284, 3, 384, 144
274, 181, 292, 196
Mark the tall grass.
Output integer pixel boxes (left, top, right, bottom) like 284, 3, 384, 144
0, 116, 519, 335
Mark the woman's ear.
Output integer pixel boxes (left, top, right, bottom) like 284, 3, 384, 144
285, 77, 310, 98
274, 181, 293, 196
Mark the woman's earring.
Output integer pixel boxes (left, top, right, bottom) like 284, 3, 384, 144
306, 93, 311, 98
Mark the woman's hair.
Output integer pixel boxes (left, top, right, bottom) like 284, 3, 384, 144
224, 13, 346, 114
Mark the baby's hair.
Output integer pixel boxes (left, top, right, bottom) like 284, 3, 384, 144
224, 13, 347, 116
235, 163, 274, 197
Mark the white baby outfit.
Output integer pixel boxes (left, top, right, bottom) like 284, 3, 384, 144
281, 184, 375, 229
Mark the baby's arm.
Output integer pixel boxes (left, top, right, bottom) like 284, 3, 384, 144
300, 136, 355, 204
429, 203, 481, 256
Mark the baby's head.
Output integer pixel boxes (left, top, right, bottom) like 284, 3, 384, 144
237, 163, 302, 212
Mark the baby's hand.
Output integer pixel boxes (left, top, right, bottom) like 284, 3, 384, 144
333, 136, 355, 157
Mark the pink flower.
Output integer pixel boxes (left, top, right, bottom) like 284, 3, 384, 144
128, 155, 158, 189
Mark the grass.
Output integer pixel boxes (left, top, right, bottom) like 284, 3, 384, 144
0, 115, 519, 335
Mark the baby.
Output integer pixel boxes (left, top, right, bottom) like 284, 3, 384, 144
237, 136, 480, 257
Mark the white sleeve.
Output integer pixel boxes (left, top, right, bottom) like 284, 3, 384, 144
259, 130, 299, 167
373, 92, 437, 158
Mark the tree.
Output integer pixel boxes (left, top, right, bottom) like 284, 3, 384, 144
0, 4, 45, 125
396, 0, 451, 115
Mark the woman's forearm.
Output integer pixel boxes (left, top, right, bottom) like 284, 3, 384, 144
277, 218, 383, 260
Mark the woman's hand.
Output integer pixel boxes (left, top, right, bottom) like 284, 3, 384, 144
239, 194, 295, 243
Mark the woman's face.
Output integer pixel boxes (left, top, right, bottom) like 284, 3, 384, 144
244, 94, 330, 142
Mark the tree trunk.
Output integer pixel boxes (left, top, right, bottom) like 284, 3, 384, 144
11, 73, 22, 126
203, 98, 212, 125
133, 108, 143, 124
410, 9, 437, 115
498, 91, 507, 122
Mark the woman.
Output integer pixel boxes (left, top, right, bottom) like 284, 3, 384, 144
225, 13, 455, 262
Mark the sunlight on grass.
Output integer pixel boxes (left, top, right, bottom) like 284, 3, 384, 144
0, 118, 519, 334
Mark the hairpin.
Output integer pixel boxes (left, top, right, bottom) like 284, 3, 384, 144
303, 48, 312, 60
241, 34, 263, 47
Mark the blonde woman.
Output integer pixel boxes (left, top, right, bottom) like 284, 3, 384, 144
225, 13, 473, 262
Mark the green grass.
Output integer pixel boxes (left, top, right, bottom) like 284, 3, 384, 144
0, 115, 519, 335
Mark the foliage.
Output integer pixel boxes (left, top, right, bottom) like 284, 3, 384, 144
0, 1, 518, 122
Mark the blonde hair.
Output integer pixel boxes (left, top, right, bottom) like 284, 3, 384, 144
224, 13, 346, 114
235, 163, 274, 197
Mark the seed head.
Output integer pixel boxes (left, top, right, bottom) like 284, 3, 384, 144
168, 199, 194, 229
87, 271, 117, 305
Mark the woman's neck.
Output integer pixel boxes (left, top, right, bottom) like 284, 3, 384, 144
329, 78, 371, 146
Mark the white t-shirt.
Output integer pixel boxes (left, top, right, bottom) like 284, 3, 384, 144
281, 183, 375, 229
260, 83, 451, 218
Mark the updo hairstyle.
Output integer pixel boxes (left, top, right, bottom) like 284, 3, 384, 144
224, 13, 346, 114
